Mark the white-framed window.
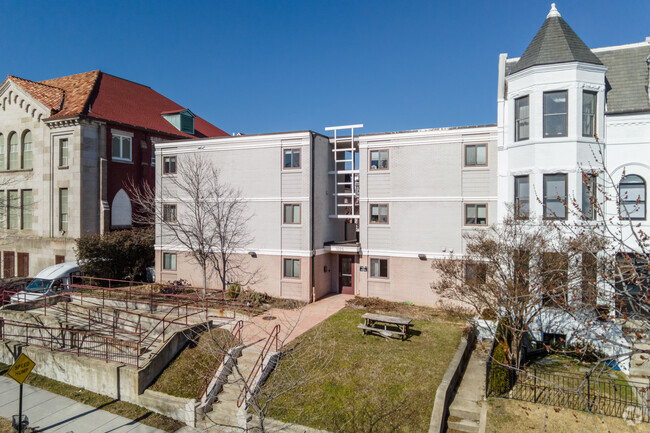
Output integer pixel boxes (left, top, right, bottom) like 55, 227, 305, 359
8, 132, 19, 170
283, 203, 301, 224
111, 134, 132, 162
543, 91, 568, 138
163, 253, 177, 270
582, 91, 597, 138
370, 149, 389, 170
543, 173, 567, 220
514, 175, 529, 219
582, 171, 598, 220
59, 138, 69, 167
163, 156, 177, 174
283, 148, 301, 169
21, 190, 32, 230
283, 258, 300, 278
8, 190, 18, 229
59, 188, 68, 232
465, 144, 487, 166
515, 95, 530, 141
163, 204, 177, 222
369, 203, 389, 224
619, 174, 646, 220
465, 203, 487, 225
151, 142, 156, 166
21, 130, 32, 169
369, 258, 388, 278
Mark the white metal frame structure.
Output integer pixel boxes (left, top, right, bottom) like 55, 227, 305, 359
325, 124, 363, 219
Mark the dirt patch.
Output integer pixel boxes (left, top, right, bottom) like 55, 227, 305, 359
346, 296, 471, 322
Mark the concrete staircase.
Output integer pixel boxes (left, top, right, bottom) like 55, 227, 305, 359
197, 346, 263, 431
446, 343, 487, 433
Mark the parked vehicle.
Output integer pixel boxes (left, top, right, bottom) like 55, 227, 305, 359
10, 262, 81, 303
0, 278, 34, 305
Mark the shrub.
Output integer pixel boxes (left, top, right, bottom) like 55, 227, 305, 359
227, 282, 242, 298
489, 343, 511, 395
76, 227, 154, 281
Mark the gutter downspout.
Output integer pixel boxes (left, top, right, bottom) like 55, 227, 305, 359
310, 132, 316, 303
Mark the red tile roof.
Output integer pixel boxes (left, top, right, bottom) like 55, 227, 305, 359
4, 71, 227, 138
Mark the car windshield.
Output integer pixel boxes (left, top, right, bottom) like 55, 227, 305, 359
25, 278, 53, 292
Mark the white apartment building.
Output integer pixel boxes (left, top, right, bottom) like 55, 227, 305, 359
155, 125, 497, 306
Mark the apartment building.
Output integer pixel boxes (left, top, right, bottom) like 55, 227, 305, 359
155, 125, 497, 306
0, 70, 227, 277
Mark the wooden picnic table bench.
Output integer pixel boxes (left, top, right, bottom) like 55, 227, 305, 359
358, 312, 413, 340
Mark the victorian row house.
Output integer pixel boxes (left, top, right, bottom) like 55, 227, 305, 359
0, 70, 227, 277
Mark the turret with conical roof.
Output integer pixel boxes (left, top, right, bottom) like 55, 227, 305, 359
510, 3, 602, 74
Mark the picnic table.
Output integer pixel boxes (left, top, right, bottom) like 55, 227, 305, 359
358, 312, 412, 340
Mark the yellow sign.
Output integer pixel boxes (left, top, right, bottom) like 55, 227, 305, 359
7, 353, 35, 385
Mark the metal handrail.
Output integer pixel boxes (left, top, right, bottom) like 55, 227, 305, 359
196, 319, 244, 401
237, 324, 280, 408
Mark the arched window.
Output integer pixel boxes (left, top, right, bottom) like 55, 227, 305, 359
111, 189, 132, 228
8, 132, 18, 170
22, 130, 32, 169
0, 134, 4, 171
619, 174, 646, 220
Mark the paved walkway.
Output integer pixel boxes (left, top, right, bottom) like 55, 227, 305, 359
0, 376, 166, 433
239, 294, 353, 349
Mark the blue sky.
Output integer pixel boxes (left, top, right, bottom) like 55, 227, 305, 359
2, 1, 649, 135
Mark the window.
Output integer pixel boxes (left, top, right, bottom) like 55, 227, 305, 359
370, 149, 389, 170
151, 142, 155, 166
541, 252, 568, 306
515, 96, 530, 141
283, 148, 300, 169
369, 203, 389, 224
0, 133, 4, 170
370, 258, 388, 278
283, 258, 300, 278
17, 252, 29, 278
465, 204, 487, 225
283, 203, 300, 224
582, 91, 597, 137
465, 263, 487, 284
21, 190, 32, 230
619, 175, 646, 220
111, 134, 132, 161
163, 156, 177, 174
59, 188, 68, 232
581, 171, 597, 220
514, 175, 529, 219
8, 190, 18, 229
55, 255, 65, 265
21, 130, 32, 169
163, 204, 177, 222
514, 250, 530, 290
59, 138, 69, 167
180, 113, 194, 134
0, 190, 4, 227
8, 132, 18, 170
3, 251, 14, 278
163, 253, 177, 270
581, 252, 598, 305
544, 91, 568, 137
543, 173, 567, 220
465, 144, 487, 166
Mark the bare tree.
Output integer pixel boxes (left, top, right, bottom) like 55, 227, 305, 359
127, 154, 256, 292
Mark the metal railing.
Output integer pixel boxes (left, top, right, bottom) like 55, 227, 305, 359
237, 324, 280, 408
487, 361, 650, 422
196, 320, 244, 401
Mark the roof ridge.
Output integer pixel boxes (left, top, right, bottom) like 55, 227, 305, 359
38, 69, 101, 84
8, 75, 65, 92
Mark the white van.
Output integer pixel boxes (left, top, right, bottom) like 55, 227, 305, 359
10, 261, 81, 303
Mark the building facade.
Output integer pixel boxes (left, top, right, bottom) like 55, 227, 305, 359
0, 70, 227, 277
155, 125, 497, 306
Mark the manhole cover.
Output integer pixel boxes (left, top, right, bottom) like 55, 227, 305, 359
262, 315, 276, 321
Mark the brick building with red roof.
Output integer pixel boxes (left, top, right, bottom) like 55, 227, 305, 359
0, 70, 227, 277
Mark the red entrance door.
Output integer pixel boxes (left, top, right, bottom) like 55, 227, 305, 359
339, 255, 354, 294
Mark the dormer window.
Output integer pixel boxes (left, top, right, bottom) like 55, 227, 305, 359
161, 109, 195, 135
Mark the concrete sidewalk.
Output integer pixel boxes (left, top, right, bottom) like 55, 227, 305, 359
0, 376, 167, 433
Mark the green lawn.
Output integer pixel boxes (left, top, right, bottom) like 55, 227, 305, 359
261, 306, 463, 433
0, 364, 184, 432
149, 327, 232, 399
